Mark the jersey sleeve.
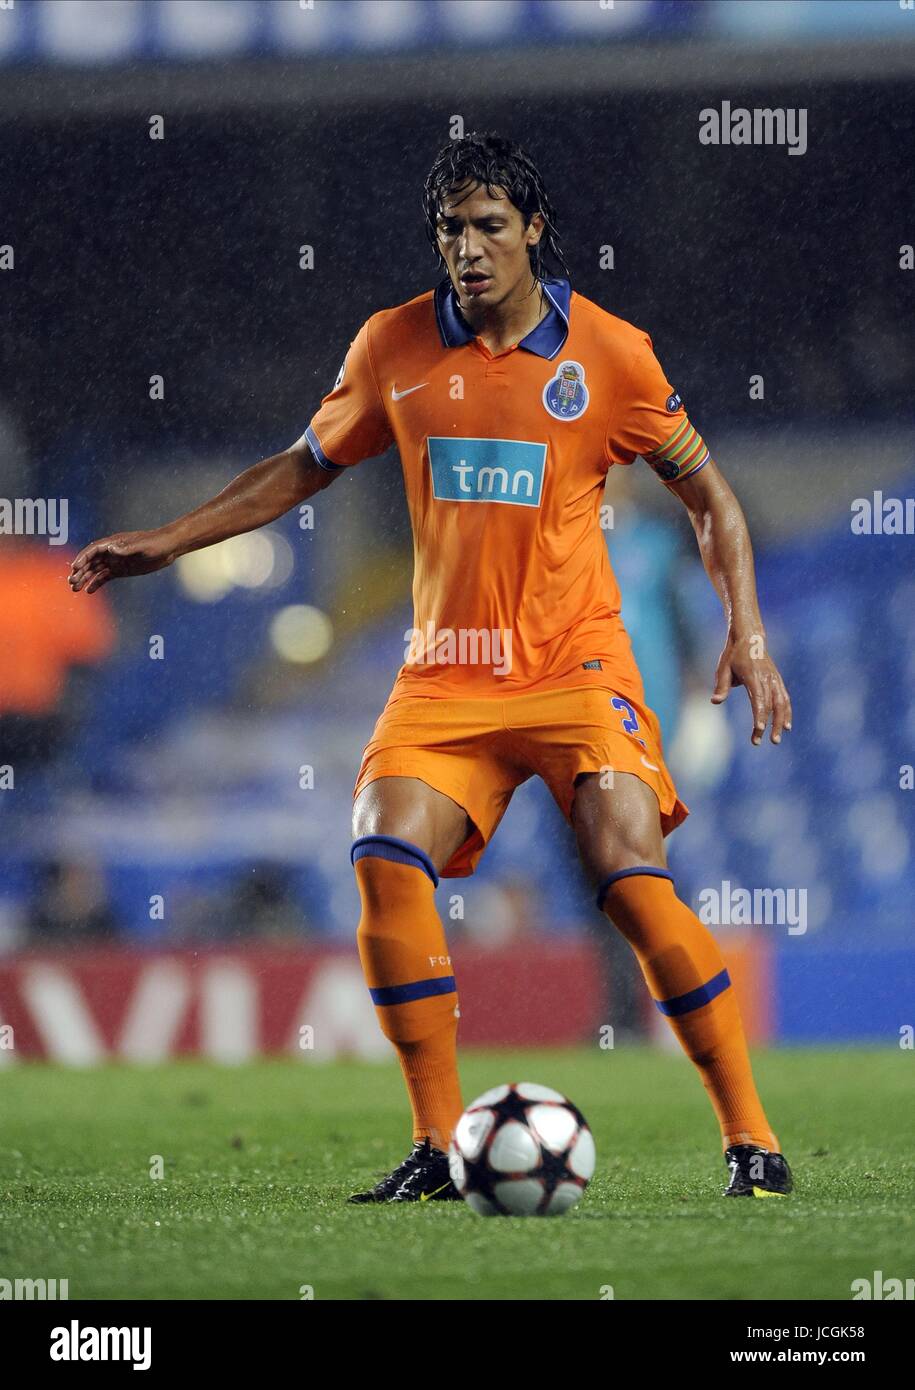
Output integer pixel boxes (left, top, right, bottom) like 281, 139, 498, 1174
606, 334, 710, 485
305, 317, 394, 471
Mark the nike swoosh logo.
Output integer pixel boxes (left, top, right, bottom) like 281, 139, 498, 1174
391, 382, 428, 401
419, 1182, 451, 1202
640, 754, 660, 773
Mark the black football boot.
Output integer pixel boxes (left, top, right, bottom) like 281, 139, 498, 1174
724, 1144, 793, 1197
348, 1138, 461, 1204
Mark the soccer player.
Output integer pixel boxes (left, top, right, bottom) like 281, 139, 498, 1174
69, 133, 794, 1203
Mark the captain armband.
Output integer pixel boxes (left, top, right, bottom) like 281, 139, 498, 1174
644, 420, 710, 483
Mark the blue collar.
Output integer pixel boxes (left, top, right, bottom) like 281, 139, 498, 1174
433, 276, 571, 360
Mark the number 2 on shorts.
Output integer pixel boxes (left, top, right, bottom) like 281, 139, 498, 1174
611, 695, 647, 748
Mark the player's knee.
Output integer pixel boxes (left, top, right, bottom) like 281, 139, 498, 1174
596, 865, 675, 916
351, 834, 439, 918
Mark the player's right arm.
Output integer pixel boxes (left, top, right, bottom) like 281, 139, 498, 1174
68, 437, 337, 595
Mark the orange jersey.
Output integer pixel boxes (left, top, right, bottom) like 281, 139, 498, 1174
306, 278, 708, 702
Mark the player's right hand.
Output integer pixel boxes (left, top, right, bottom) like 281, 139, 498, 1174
68, 529, 178, 594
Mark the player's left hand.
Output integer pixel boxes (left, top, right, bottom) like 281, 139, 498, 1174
711, 632, 792, 746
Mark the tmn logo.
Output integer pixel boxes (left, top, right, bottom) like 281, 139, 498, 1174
428, 437, 547, 507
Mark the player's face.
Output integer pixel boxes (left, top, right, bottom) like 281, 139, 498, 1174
436, 182, 544, 313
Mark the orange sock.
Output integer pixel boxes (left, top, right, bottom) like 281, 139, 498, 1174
598, 868, 779, 1152
353, 836, 464, 1153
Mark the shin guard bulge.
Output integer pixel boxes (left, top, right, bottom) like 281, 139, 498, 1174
352, 835, 464, 1152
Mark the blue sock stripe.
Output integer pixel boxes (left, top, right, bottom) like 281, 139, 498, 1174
596, 865, 674, 912
351, 834, 439, 887
369, 975, 457, 1007
655, 968, 731, 1018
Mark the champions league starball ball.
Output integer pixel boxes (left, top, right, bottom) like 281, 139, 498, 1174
448, 1082, 596, 1216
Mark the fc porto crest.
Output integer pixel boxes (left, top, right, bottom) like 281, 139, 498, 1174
543, 359, 590, 421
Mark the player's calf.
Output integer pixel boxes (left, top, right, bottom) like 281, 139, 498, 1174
596, 865, 791, 1191
351, 833, 465, 1162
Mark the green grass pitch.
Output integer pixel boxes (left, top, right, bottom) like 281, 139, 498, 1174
1, 1047, 912, 1301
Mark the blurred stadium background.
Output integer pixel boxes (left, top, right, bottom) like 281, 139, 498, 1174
0, 0, 913, 1064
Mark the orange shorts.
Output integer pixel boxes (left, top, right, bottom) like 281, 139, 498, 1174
353, 685, 689, 878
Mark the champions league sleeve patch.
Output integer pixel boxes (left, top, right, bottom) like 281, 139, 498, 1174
644, 419, 710, 483
543, 360, 590, 420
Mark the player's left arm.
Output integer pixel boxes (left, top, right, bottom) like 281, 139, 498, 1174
608, 334, 792, 747
669, 459, 792, 746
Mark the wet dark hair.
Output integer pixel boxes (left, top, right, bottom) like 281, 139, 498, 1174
422, 131, 568, 282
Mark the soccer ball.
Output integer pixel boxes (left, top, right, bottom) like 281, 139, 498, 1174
448, 1082, 595, 1216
